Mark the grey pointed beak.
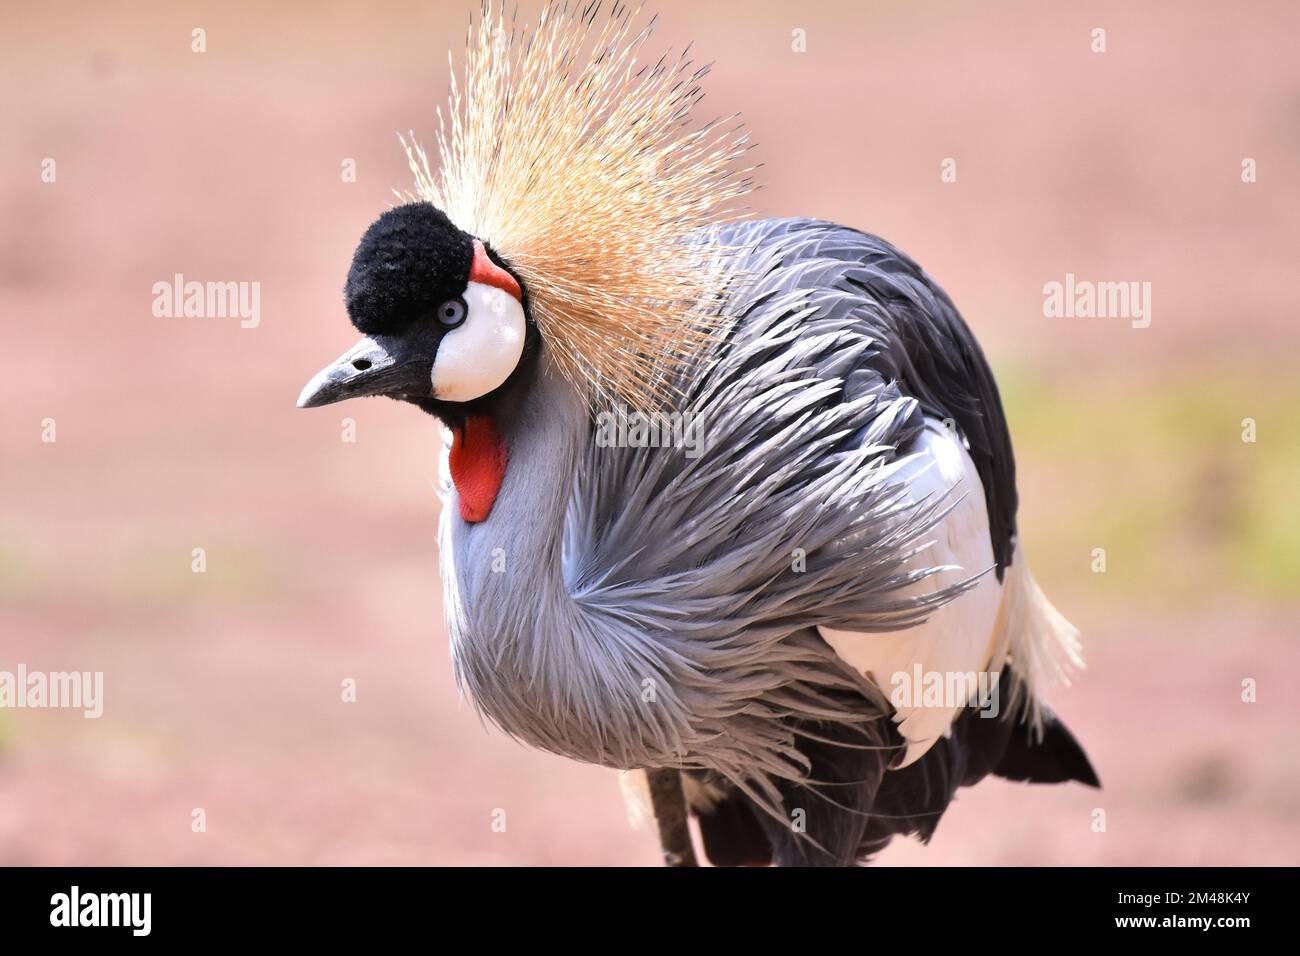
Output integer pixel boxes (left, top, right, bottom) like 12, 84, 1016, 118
297, 333, 435, 408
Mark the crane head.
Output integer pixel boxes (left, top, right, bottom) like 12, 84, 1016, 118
296, 201, 536, 426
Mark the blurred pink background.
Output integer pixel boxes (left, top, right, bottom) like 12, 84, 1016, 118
2, 0, 1298, 865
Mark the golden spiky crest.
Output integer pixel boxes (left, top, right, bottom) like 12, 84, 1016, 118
401, 0, 755, 412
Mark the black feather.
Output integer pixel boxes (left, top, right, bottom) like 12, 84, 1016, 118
685, 668, 1098, 864
992, 705, 1101, 788
344, 202, 473, 335
692, 788, 773, 867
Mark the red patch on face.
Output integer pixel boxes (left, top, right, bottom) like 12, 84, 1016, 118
469, 239, 522, 302
448, 415, 508, 523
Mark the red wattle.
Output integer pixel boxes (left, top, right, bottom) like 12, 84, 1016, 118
448, 415, 508, 523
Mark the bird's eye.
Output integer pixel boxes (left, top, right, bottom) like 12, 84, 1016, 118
436, 297, 468, 328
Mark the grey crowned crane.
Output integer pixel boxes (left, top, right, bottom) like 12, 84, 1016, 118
298, 2, 1098, 867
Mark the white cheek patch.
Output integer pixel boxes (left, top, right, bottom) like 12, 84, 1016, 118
431, 281, 526, 402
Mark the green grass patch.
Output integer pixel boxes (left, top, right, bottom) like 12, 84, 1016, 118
996, 364, 1300, 606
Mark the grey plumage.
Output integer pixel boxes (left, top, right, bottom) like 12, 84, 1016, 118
280, 1, 1099, 866
297, 205, 1096, 864
441, 219, 993, 816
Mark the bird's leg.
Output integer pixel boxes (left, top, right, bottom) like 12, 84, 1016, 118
645, 768, 698, 867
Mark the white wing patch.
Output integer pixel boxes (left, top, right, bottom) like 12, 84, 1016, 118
819, 419, 1003, 767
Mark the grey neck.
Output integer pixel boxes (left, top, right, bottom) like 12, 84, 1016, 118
443, 359, 587, 651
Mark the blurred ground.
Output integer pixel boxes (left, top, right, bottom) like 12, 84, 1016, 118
1, 0, 1298, 865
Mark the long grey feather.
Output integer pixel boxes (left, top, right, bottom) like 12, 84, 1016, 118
440, 218, 984, 817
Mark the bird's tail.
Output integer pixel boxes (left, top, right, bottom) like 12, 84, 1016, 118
988, 542, 1085, 735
